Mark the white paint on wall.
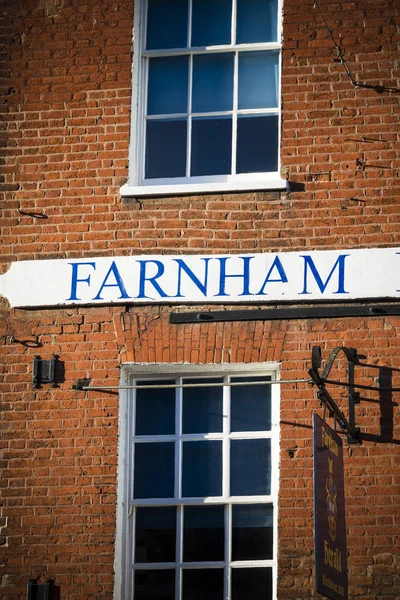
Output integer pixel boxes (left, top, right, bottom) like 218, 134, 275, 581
0, 248, 399, 308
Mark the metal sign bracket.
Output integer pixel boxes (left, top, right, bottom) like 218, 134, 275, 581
308, 346, 362, 444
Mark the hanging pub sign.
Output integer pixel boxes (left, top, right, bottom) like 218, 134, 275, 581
0, 247, 399, 308
313, 414, 348, 600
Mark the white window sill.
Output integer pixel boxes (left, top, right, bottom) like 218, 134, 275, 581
120, 178, 288, 198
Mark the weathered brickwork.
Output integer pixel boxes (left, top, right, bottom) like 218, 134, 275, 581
1, 0, 399, 598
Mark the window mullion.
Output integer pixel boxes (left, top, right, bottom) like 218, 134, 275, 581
224, 377, 231, 600
176, 505, 183, 600
142, 43, 281, 58
187, 0, 192, 47
133, 0, 147, 186
176, 378, 183, 600
128, 385, 136, 600
187, 54, 193, 178
176, 377, 182, 500
231, 0, 238, 176
140, 57, 149, 183
231, 0, 237, 45
130, 384, 138, 505
232, 51, 238, 176
141, 0, 150, 183
226, 504, 232, 600
222, 376, 230, 498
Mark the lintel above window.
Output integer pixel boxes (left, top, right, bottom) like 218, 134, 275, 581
121, 0, 285, 197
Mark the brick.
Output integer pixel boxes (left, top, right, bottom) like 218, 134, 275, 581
0, 0, 399, 598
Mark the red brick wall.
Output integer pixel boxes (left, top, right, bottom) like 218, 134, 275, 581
1, 0, 399, 598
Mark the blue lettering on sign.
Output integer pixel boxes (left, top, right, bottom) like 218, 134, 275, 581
172, 258, 211, 297
299, 254, 349, 295
93, 261, 131, 300
63, 253, 359, 303
67, 262, 96, 301
256, 256, 288, 295
214, 256, 254, 297
136, 260, 170, 299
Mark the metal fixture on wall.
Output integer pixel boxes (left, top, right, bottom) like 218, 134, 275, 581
32, 355, 60, 389
170, 303, 400, 324
308, 346, 361, 443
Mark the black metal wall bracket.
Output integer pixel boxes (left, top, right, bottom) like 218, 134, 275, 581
32, 355, 59, 389
72, 378, 91, 391
170, 303, 400, 324
308, 346, 362, 444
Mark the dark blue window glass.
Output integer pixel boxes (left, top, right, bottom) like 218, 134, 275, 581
135, 570, 175, 600
238, 51, 279, 110
231, 568, 273, 600
145, 119, 187, 179
191, 117, 232, 176
136, 381, 175, 435
236, 0, 278, 43
135, 507, 176, 563
182, 441, 222, 497
182, 378, 223, 433
236, 115, 278, 174
230, 439, 271, 496
147, 0, 188, 50
148, 56, 188, 115
192, 53, 234, 113
134, 442, 175, 499
182, 569, 224, 600
192, 0, 232, 46
232, 504, 273, 560
231, 376, 271, 432
183, 505, 224, 561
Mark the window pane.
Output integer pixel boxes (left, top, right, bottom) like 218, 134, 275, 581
134, 442, 175, 499
236, 115, 278, 174
192, 0, 232, 46
135, 507, 176, 563
183, 505, 224, 561
192, 53, 234, 113
232, 504, 273, 560
148, 56, 188, 115
231, 568, 273, 600
230, 439, 271, 496
238, 51, 279, 109
182, 441, 222, 497
191, 117, 232, 177
182, 569, 224, 600
135, 569, 175, 600
230, 376, 271, 432
136, 381, 175, 436
147, 0, 188, 50
236, 0, 278, 43
182, 378, 223, 434
145, 119, 187, 179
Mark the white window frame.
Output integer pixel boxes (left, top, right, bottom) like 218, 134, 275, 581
121, 0, 286, 198
114, 362, 280, 600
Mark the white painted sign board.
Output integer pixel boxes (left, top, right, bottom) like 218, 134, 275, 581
0, 248, 399, 308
